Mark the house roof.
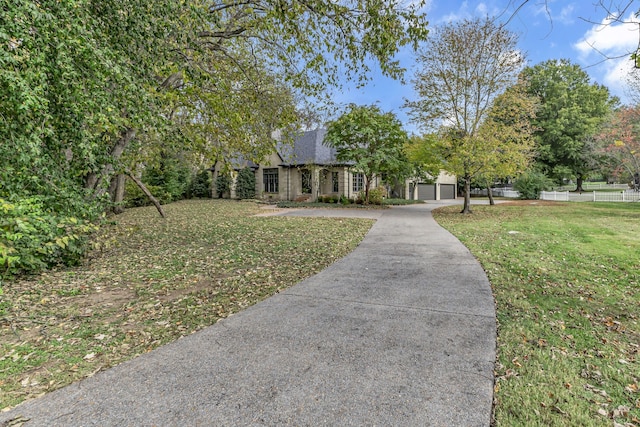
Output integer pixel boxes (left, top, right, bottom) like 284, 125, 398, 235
279, 128, 347, 167
230, 128, 353, 170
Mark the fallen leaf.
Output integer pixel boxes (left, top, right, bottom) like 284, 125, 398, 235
612, 406, 630, 418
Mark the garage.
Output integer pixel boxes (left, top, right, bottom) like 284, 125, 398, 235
409, 183, 457, 200
440, 184, 456, 199
410, 183, 436, 200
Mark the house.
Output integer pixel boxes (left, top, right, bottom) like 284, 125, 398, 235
254, 128, 375, 202
406, 171, 458, 201
229, 129, 456, 202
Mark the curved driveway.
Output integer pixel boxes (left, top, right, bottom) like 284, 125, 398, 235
1, 202, 496, 426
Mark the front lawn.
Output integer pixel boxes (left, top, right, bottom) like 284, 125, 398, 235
433, 201, 640, 426
0, 200, 374, 410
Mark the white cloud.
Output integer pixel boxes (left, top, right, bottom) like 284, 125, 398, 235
439, 0, 471, 23
601, 57, 635, 103
558, 5, 576, 25
438, 1, 502, 23
574, 13, 640, 104
574, 13, 638, 60
401, 0, 433, 13
476, 3, 488, 16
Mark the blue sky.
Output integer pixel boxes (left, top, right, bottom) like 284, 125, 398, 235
332, 0, 640, 133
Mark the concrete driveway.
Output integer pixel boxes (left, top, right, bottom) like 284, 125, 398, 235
1, 202, 496, 426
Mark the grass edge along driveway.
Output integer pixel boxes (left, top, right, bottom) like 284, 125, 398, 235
433, 201, 639, 427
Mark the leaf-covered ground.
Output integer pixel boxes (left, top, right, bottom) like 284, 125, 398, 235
433, 201, 640, 427
0, 200, 374, 410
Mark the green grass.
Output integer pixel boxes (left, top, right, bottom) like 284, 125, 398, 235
0, 199, 374, 410
433, 202, 640, 427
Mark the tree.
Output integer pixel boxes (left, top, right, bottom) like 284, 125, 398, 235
324, 104, 411, 204
521, 59, 617, 192
596, 105, 640, 188
2, 0, 430, 211
404, 134, 443, 199
1, 0, 429, 274
236, 167, 257, 200
475, 82, 538, 204
406, 17, 525, 213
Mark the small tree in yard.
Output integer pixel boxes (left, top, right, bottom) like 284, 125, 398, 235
187, 169, 212, 199
215, 174, 231, 198
406, 17, 526, 213
324, 104, 411, 204
596, 105, 640, 188
513, 170, 554, 199
236, 167, 256, 199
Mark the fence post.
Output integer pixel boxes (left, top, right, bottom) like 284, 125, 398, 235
593, 191, 596, 202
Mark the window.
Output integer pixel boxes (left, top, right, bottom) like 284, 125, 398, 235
301, 169, 312, 194
332, 172, 339, 193
352, 172, 364, 192
263, 168, 279, 193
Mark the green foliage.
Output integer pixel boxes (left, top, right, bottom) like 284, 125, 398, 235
143, 157, 191, 203
513, 171, 554, 199
187, 170, 212, 199
0, 198, 97, 277
236, 168, 256, 199
522, 59, 617, 186
319, 195, 339, 203
595, 105, 640, 185
359, 186, 387, 205
407, 17, 527, 213
404, 134, 444, 181
124, 156, 192, 207
383, 198, 424, 205
325, 104, 411, 204
124, 181, 173, 208
1, 0, 430, 272
215, 174, 231, 198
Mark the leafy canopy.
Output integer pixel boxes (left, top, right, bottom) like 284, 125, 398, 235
407, 17, 526, 213
1, 0, 430, 274
324, 104, 411, 203
521, 59, 617, 188
595, 105, 640, 185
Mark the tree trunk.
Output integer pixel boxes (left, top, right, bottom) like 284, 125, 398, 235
364, 175, 372, 204
211, 163, 219, 199
575, 174, 584, 193
125, 170, 166, 218
461, 175, 472, 214
110, 174, 126, 214
85, 128, 136, 198
487, 180, 495, 206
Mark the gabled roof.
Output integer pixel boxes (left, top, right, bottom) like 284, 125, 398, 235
279, 128, 347, 166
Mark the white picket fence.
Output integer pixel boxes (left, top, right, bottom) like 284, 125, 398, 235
555, 183, 629, 191
493, 189, 520, 198
540, 190, 640, 202
470, 187, 640, 202
470, 188, 520, 198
